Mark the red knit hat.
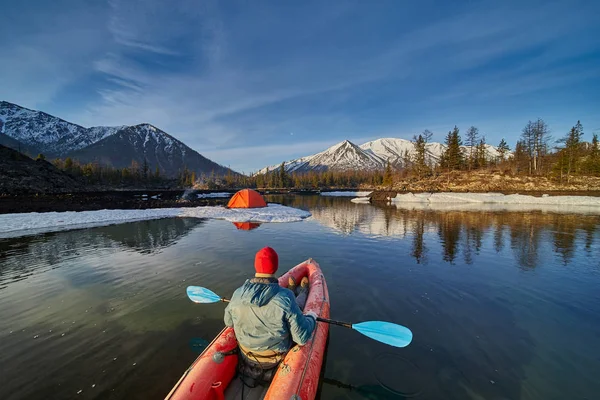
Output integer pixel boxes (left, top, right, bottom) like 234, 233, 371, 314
255, 247, 278, 276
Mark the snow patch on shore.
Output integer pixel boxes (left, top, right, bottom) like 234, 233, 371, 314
0, 204, 311, 239
391, 192, 600, 207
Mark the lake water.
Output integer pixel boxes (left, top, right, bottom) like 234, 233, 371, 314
1, 196, 599, 400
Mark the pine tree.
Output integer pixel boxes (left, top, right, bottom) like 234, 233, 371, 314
64, 157, 74, 172
561, 121, 584, 181
130, 160, 141, 180
142, 158, 149, 180
180, 166, 190, 186
311, 173, 319, 188
121, 168, 130, 181
383, 160, 393, 187
264, 172, 270, 188
225, 168, 234, 187
513, 140, 528, 174
497, 138, 510, 163
279, 162, 288, 188
442, 126, 463, 171
585, 133, 599, 175
269, 170, 278, 188
591, 134, 599, 158
36, 153, 46, 161
412, 134, 428, 177
326, 171, 334, 187
476, 137, 487, 169
256, 172, 264, 188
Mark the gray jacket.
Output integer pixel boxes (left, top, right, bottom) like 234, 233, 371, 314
224, 277, 316, 353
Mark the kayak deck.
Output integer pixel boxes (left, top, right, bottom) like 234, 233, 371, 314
223, 376, 269, 400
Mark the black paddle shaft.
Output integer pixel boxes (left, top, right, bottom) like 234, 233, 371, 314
316, 317, 352, 329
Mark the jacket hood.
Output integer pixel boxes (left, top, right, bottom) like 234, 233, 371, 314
239, 279, 280, 307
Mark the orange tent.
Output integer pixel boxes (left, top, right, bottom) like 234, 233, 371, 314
227, 189, 267, 208
232, 222, 261, 231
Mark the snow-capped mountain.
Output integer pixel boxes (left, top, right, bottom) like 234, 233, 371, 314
0, 101, 121, 156
360, 138, 446, 166
257, 140, 378, 174
257, 140, 382, 174
0, 101, 234, 177
258, 137, 506, 174
67, 123, 232, 177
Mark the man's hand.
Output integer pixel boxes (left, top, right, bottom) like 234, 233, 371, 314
305, 310, 318, 320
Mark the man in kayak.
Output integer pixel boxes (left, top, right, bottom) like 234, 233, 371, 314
224, 246, 317, 370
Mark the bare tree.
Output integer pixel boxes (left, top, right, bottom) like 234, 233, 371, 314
422, 129, 434, 168
521, 119, 550, 175
422, 129, 433, 143
465, 126, 479, 170
534, 118, 551, 174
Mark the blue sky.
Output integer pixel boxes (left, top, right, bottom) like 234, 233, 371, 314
1, 0, 599, 172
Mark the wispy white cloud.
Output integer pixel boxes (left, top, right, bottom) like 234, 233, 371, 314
113, 37, 180, 56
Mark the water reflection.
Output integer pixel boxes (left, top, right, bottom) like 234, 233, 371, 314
98, 218, 204, 254
0, 218, 203, 287
231, 222, 261, 231
269, 195, 600, 269
1, 198, 599, 400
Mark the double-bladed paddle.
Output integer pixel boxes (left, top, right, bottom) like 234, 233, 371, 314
186, 285, 413, 348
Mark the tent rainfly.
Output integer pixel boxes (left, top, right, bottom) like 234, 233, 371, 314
227, 189, 267, 208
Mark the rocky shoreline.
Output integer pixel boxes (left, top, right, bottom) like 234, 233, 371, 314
384, 171, 600, 193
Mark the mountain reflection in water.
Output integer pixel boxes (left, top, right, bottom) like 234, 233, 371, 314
268, 194, 600, 268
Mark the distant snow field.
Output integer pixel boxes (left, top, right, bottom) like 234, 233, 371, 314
197, 192, 232, 198
0, 204, 311, 239
321, 191, 372, 197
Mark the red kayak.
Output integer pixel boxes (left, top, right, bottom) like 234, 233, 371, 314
165, 259, 330, 400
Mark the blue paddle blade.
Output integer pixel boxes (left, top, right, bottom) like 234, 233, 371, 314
186, 286, 222, 303
352, 321, 413, 348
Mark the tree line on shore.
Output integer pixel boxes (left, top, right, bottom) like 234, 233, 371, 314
38, 119, 600, 189
47, 157, 174, 187
431, 119, 599, 182
246, 119, 599, 189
